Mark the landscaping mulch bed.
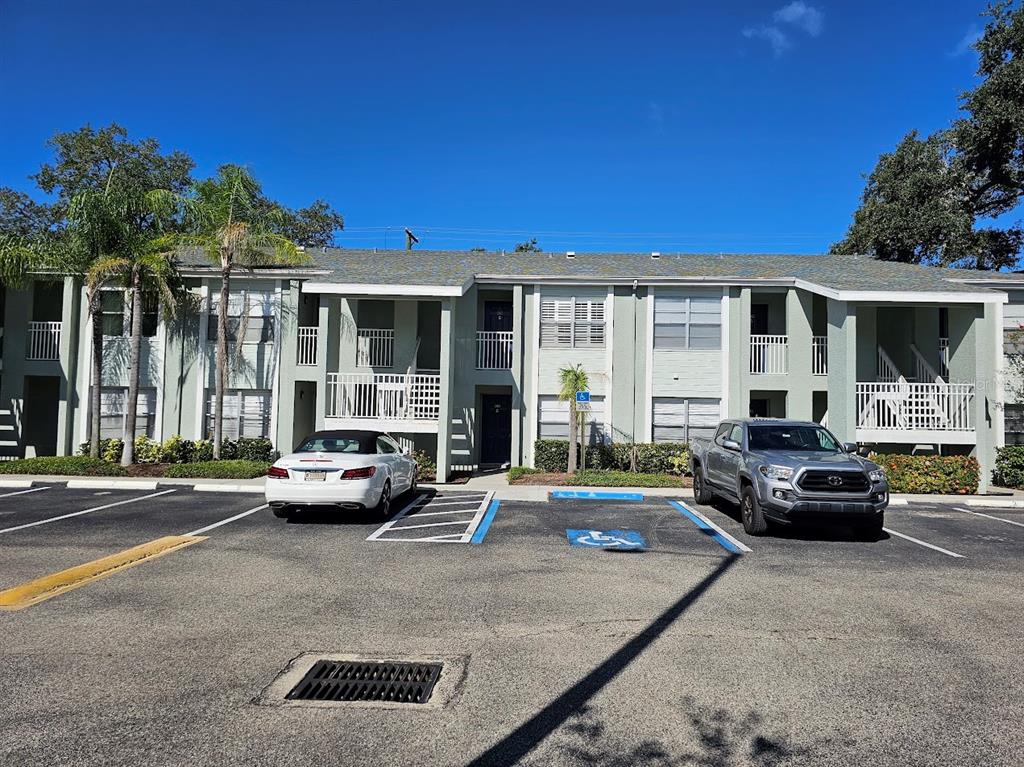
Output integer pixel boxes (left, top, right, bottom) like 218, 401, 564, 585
509, 471, 692, 488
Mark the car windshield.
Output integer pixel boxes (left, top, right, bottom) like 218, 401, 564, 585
295, 437, 372, 454
747, 425, 840, 452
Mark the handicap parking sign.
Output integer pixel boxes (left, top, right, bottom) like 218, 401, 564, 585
575, 391, 590, 402
566, 529, 646, 550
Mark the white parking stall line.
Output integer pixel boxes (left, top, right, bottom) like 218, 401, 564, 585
0, 489, 177, 535
0, 486, 50, 500
367, 491, 494, 544
953, 507, 1024, 529
883, 527, 966, 558
185, 504, 268, 536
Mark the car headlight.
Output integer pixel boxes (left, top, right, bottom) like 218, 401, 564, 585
868, 469, 885, 483
758, 465, 793, 481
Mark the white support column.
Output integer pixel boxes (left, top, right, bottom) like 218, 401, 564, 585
194, 281, 210, 438
436, 298, 455, 482
604, 285, 614, 442
510, 285, 524, 465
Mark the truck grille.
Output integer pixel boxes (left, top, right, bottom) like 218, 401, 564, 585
797, 470, 870, 493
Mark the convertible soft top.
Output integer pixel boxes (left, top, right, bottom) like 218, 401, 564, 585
295, 430, 385, 454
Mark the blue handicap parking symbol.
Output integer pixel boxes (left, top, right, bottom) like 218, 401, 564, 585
566, 528, 647, 550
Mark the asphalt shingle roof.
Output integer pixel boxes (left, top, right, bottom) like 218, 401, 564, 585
297, 248, 1000, 295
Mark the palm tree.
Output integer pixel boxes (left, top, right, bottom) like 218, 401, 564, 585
182, 165, 309, 458
558, 364, 589, 474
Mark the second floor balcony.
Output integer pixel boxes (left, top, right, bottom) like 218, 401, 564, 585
27, 321, 61, 361
326, 372, 441, 431
476, 330, 514, 370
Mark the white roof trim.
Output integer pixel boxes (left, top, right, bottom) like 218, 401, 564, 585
301, 279, 469, 297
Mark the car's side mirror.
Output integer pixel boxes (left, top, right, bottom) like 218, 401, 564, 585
722, 439, 741, 452
842, 442, 858, 454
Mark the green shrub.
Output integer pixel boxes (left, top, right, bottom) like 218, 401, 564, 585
873, 453, 979, 494
101, 438, 124, 463
219, 439, 239, 460
566, 470, 685, 488
412, 450, 436, 482
993, 446, 1024, 488
159, 435, 195, 464
533, 439, 689, 475
508, 466, 543, 482
133, 435, 160, 464
0, 456, 126, 476
163, 460, 271, 479
192, 439, 214, 462
236, 437, 276, 462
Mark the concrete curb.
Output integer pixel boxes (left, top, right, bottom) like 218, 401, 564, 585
191, 484, 265, 494
964, 498, 1024, 508
0, 479, 33, 488
66, 479, 160, 490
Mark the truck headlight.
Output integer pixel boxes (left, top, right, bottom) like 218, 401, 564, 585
868, 469, 885, 483
758, 465, 793, 481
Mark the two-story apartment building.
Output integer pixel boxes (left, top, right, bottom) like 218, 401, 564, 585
0, 249, 1018, 491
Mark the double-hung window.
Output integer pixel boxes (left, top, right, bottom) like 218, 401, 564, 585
100, 290, 159, 337
652, 398, 720, 443
538, 394, 606, 444
98, 387, 157, 439
654, 293, 721, 350
205, 389, 272, 440
540, 297, 605, 348
208, 290, 275, 343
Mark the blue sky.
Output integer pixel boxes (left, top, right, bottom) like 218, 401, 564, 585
0, 0, 994, 253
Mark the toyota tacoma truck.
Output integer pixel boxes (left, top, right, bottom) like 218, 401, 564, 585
689, 419, 889, 538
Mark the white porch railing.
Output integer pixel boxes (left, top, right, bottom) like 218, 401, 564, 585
477, 331, 514, 369
877, 346, 902, 383
297, 326, 318, 366
939, 337, 950, 379
750, 335, 788, 374
812, 336, 827, 376
356, 328, 394, 368
911, 343, 943, 384
856, 382, 974, 432
326, 373, 441, 421
27, 321, 61, 360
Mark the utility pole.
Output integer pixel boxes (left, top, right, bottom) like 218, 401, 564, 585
405, 228, 419, 250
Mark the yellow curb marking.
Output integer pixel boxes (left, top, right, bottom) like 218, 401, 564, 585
0, 535, 207, 611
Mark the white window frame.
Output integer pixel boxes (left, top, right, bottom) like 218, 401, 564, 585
540, 297, 605, 348
208, 289, 276, 344
651, 397, 721, 443
97, 386, 157, 439
205, 389, 272, 440
653, 293, 722, 350
537, 394, 607, 444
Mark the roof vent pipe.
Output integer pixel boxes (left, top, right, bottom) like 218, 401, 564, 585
566, 251, 576, 259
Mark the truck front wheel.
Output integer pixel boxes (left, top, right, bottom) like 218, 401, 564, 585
740, 485, 768, 535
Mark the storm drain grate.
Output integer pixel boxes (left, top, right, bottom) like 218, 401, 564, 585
285, 660, 443, 704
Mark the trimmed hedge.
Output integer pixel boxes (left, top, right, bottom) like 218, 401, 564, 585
0, 456, 127, 476
79, 435, 275, 464
163, 460, 271, 479
873, 454, 979, 494
533, 440, 690, 475
993, 445, 1024, 488
566, 470, 685, 488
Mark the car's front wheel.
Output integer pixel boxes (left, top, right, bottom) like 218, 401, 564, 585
740, 485, 768, 535
375, 480, 392, 518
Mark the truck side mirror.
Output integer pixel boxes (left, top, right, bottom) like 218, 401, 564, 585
722, 439, 741, 452
842, 442, 858, 454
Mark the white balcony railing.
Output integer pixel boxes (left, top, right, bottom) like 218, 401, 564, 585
812, 336, 827, 376
27, 321, 61, 361
856, 382, 974, 432
477, 330, 514, 369
297, 326, 318, 366
750, 334, 788, 374
356, 328, 394, 368
326, 373, 441, 421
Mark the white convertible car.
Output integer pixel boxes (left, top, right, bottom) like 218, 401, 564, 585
265, 430, 418, 519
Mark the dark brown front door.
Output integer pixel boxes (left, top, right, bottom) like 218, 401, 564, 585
480, 394, 512, 465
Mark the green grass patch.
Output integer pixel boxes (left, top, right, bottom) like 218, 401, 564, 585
163, 460, 271, 479
566, 470, 686, 488
0, 456, 127, 476
507, 466, 543, 482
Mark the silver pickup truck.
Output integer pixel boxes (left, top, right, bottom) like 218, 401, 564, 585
689, 419, 889, 538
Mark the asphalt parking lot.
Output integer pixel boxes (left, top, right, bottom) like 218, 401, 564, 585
1, 484, 1022, 766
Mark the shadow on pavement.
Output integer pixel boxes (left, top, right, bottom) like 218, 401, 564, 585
281, 489, 437, 526
465, 554, 740, 767
523, 699, 827, 766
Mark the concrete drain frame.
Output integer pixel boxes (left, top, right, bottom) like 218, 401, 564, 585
256, 653, 469, 710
